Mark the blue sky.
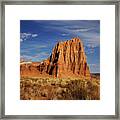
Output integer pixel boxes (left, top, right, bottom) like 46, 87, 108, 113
20, 20, 100, 73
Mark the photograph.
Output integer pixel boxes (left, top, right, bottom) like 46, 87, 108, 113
20, 20, 100, 100
2, 1, 118, 118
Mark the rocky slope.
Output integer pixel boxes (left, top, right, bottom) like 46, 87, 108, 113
20, 37, 90, 78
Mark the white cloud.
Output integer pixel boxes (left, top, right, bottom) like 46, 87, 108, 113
20, 39, 23, 42
21, 33, 31, 38
72, 28, 92, 32
61, 33, 69, 36
20, 32, 38, 42
32, 34, 38, 37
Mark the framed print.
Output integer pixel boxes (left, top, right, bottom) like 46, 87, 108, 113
0, 0, 120, 119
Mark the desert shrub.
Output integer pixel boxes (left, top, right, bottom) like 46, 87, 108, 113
20, 77, 100, 100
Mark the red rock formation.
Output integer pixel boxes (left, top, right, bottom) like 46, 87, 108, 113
20, 60, 50, 77
20, 37, 90, 78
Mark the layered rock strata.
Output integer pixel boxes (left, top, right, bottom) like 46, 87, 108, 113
20, 37, 90, 78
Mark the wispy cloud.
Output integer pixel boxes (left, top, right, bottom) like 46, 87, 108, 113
61, 33, 69, 36
88, 64, 100, 73
32, 44, 48, 49
20, 32, 38, 42
20, 55, 33, 61
33, 52, 50, 58
20, 51, 50, 62
85, 48, 95, 55
20, 44, 49, 60
50, 24, 100, 52
64, 26, 94, 32
32, 34, 38, 37
43, 23, 99, 46
72, 28, 92, 32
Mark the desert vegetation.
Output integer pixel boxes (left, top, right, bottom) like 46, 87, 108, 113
20, 76, 100, 100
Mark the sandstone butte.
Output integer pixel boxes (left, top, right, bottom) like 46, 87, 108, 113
20, 37, 91, 79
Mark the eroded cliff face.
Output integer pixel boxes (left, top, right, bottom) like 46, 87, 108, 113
20, 37, 90, 78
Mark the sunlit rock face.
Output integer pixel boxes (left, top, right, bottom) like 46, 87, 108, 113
20, 37, 90, 79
